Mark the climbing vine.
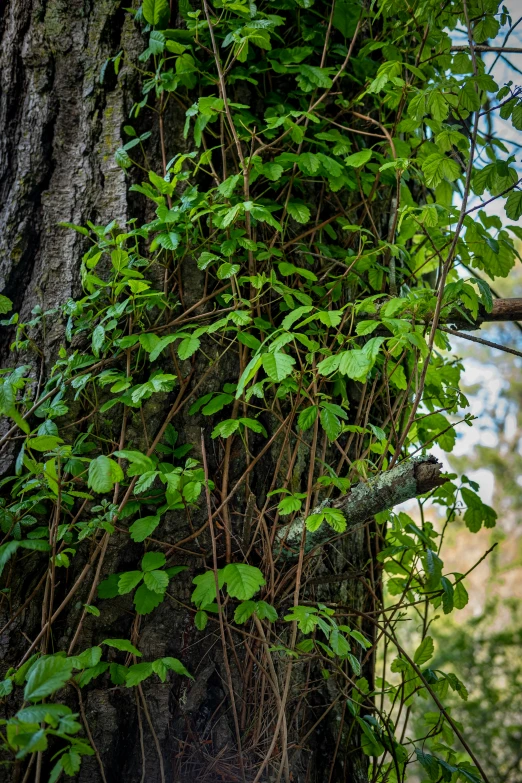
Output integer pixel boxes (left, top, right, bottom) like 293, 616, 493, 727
0, 0, 521, 780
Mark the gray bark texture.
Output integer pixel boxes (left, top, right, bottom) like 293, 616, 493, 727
277, 456, 445, 558
0, 3, 426, 782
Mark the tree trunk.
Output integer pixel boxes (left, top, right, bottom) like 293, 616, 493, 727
0, 3, 434, 782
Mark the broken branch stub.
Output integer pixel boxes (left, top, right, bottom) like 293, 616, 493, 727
275, 455, 446, 559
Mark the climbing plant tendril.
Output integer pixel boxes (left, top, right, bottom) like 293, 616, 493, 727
0, 0, 520, 781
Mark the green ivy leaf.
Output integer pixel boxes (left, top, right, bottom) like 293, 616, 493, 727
256, 601, 278, 622
287, 200, 310, 223
118, 571, 144, 594
234, 600, 257, 624
162, 657, 193, 678
413, 636, 434, 665
141, 552, 167, 571
134, 584, 164, 614
345, 149, 372, 168
320, 407, 341, 442
192, 570, 224, 608
88, 455, 124, 494
505, 191, 522, 221
24, 657, 74, 701
453, 575, 469, 610
305, 512, 324, 532
0, 294, 13, 314
26, 435, 64, 452
142, 0, 169, 26
262, 351, 295, 382
222, 563, 265, 600
125, 662, 154, 687
322, 507, 346, 533
178, 335, 200, 360
129, 515, 161, 543
102, 639, 142, 657
143, 569, 169, 594
194, 610, 208, 630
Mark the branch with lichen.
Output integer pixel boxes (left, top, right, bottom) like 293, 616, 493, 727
275, 456, 446, 559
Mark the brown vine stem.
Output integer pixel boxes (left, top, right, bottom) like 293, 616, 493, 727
73, 682, 108, 783
200, 430, 246, 783
137, 684, 166, 783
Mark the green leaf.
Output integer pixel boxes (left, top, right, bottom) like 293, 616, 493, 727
239, 417, 267, 436
357, 717, 385, 757
305, 512, 324, 532
69, 646, 102, 670
263, 163, 283, 181
125, 662, 154, 687
98, 573, 121, 599
143, 569, 169, 593
287, 200, 310, 224
217, 262, 240, 279
355, 320, 380, 336
512, 104, 522, 131
453, 576, 469, 610
330, 629, 350, 656
338, 350, 371, 381
282, 305, 313, 330
88, 455, 124, 494
332, 0, 359, 37
118, 571, 144, 594
256, 600, 278, 622
322, 507, 346, 533
234, 600, 257, 624
505, 191, 522, 221
211, 418, 240, 439
422, 153, 460, 188
0, 381, 15, 413
222, 563, 265, 600
24, 657, 74, 701
27, 435, 63, 452
61, 751, 81, 776
278, 495, 303, 515
413, 636, 434, 665
141, 552, 167, 571
473, 15, 499, 43
102, 639, 142, 657
218, 174, 241, 197
134, 584, 164, 614
163, 656, 193, 678
298, 405, 318, 431
92, 324, 105, 356
142, 0, 169, 26
350, 630, 372, 649
192, 569, 224, 608
298, 152, 321, 175
0, 678, 13, 697
320, 407, 341, 442
194, 610, 208, 630
129, 515, 161, 543
262, 351, 295, 382
178, 335, 200, 360
113, 450, 156, 476
345, 149, 372, 168
0, 294, 13, 314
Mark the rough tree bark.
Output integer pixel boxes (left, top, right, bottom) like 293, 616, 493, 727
0, 3, 447, 783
